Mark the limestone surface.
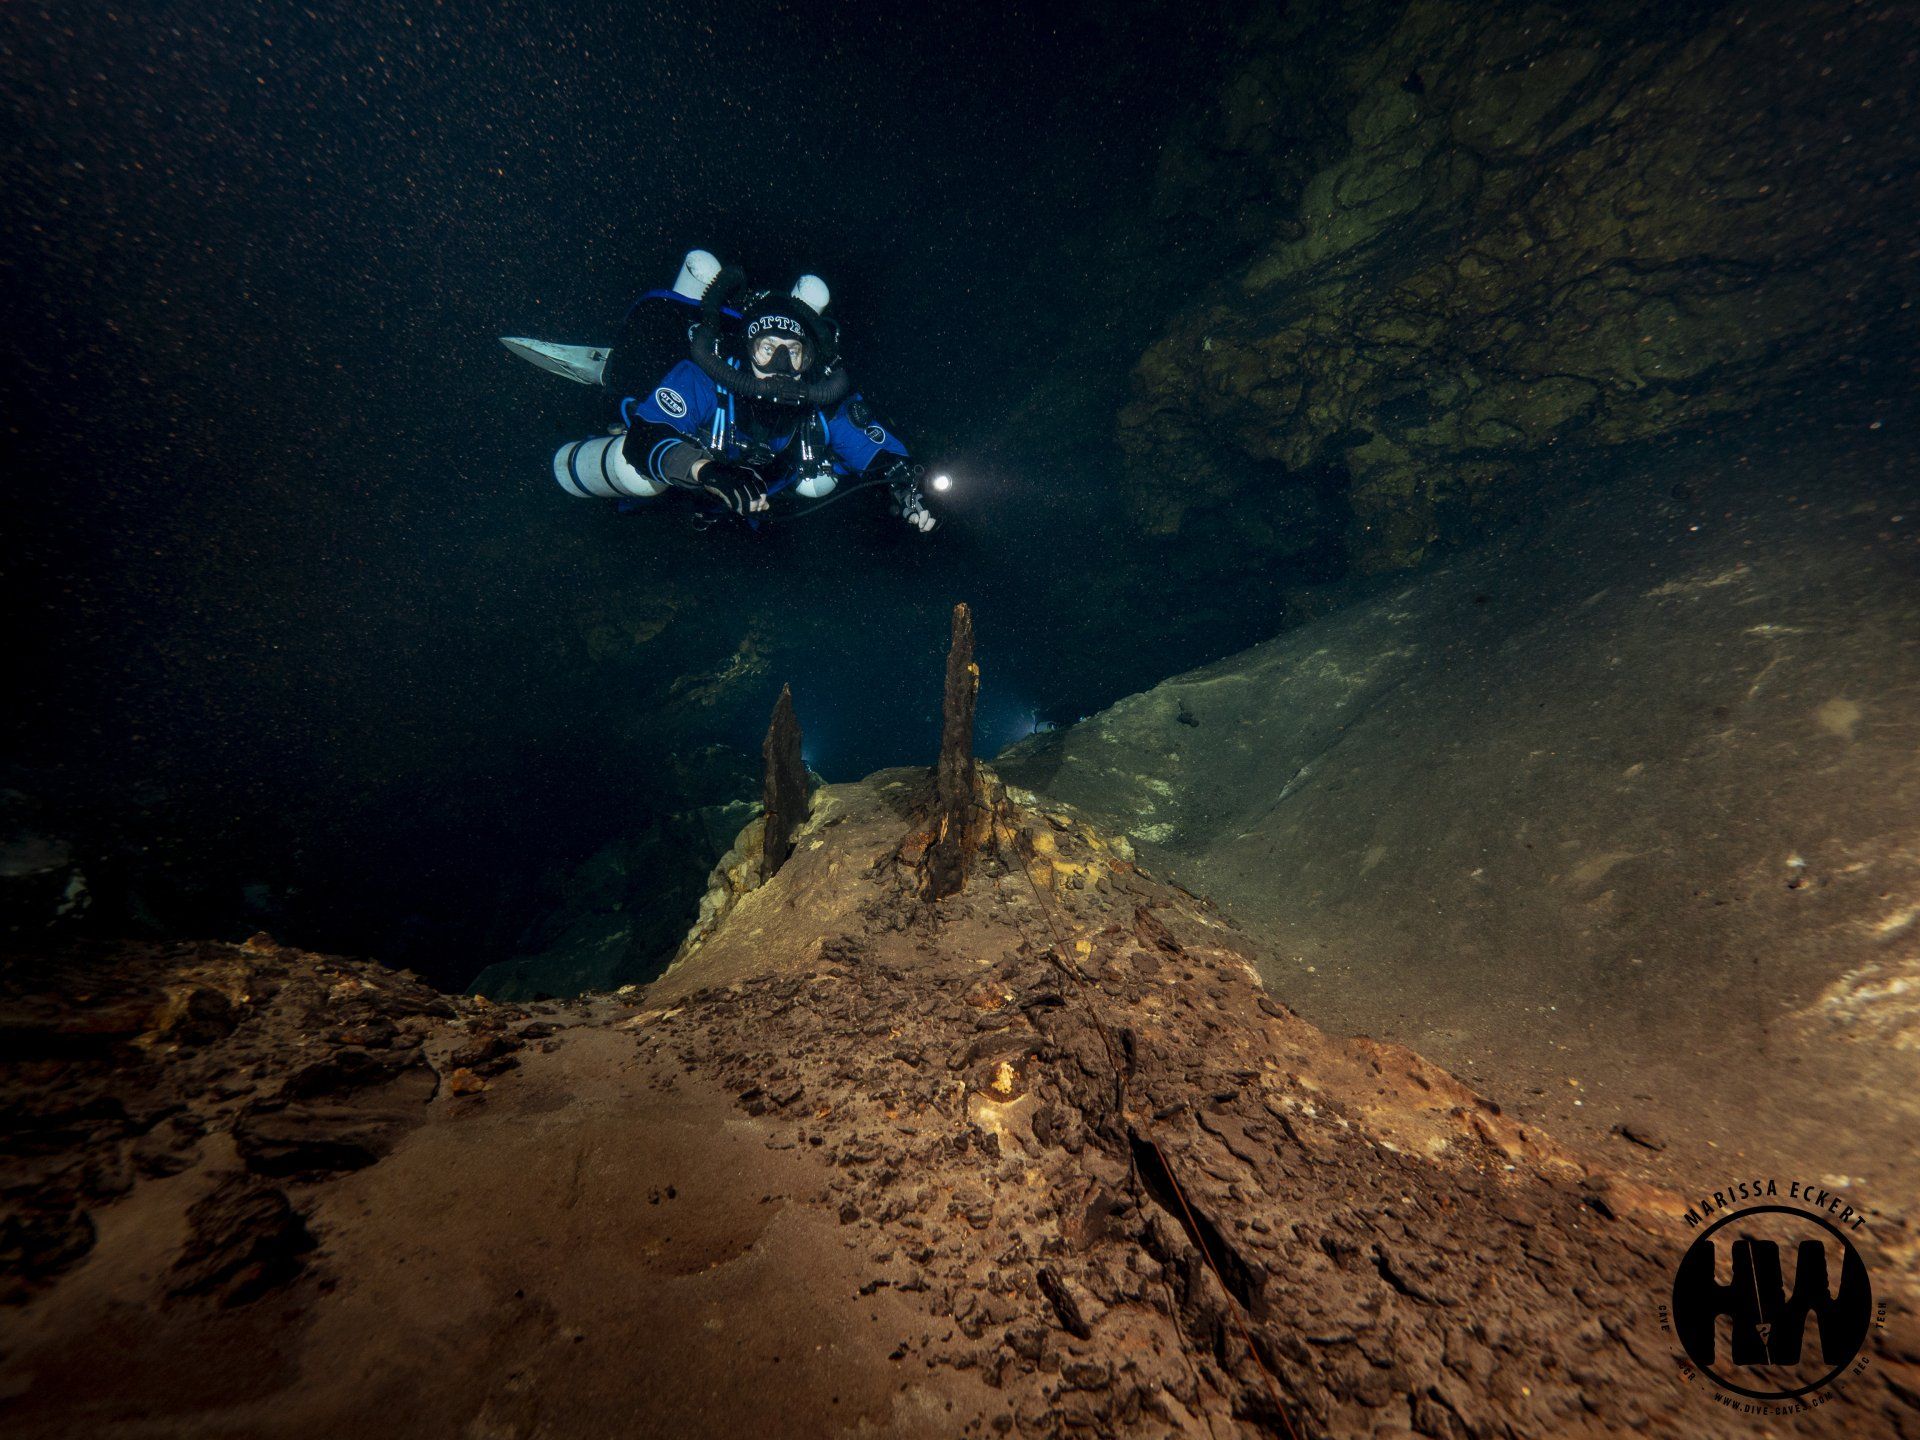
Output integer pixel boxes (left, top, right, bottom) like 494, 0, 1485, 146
9, 770, 1916, 1436
1002, 426, 1920, 1215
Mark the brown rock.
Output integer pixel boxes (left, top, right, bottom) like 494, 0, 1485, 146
168, 1176, 315, 1307
922, 603, 985, 901
0, 1203, 95, 1303
760, 683, 808, 882
234, 1054, 440, 1176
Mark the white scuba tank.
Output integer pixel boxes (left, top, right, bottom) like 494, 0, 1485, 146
791, 274, 830, 312
673, 249, 723, 300
552, 434, 667, 499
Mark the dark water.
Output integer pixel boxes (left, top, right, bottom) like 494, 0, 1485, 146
19, 2, 1902, 994
3, 0, 1276, 986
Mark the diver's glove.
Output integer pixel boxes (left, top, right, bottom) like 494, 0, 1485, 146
695, 460, 769, 515
890, 477, 937, 534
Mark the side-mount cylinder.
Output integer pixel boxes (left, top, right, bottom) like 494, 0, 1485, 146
551, 435, 668, 499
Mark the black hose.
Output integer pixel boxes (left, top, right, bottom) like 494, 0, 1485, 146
689, 264, 851, 408
686, 325, 853, 407
699, 264, 742, 330
772, 474, 899, 522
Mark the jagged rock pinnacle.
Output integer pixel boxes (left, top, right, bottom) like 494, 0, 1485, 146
924, 602, 983, 900
760, 683, 806, 882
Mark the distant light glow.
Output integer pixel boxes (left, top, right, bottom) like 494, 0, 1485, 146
976, 692, 1056, 757
929, 473, 953, 492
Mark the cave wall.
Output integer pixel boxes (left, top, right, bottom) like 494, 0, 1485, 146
1121, 0, 1919, 573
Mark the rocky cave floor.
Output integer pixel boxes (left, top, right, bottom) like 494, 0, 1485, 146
3, 771, 1918, 1438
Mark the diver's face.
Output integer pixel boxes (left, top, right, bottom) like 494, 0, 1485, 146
751, 334, 808, 378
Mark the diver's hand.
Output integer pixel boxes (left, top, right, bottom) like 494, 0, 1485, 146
695, 460, 769, 515
892, 480, 937, 533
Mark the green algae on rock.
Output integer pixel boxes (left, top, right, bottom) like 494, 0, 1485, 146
1120, 0, 1920, 574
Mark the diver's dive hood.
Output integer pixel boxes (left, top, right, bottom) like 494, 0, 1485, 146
688, 265, 851, 408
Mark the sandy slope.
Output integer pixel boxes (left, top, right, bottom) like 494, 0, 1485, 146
1000, 431, 1920, 1209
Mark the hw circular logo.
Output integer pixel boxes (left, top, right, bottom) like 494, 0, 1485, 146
1667, 1202, 1876, 1404
864, 424, 887, 444
654, 386, 688, 419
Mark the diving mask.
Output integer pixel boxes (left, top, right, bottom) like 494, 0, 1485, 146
750, 333, 809, 377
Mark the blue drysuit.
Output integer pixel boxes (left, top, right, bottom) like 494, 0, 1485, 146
619, 358, 910, 502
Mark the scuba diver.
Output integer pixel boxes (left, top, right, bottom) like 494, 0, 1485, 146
502, 250, 939, 533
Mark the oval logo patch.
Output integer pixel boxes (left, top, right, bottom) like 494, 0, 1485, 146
864, 424, 887, 444
655, 387, 688, 419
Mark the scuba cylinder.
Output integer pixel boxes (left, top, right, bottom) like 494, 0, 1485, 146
672, 250, 722, 300
552, 434, 667, 499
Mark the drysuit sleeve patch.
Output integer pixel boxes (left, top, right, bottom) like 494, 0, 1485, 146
629, 361, 716, 433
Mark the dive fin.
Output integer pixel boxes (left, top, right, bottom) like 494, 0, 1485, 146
500, 336, 610, 386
